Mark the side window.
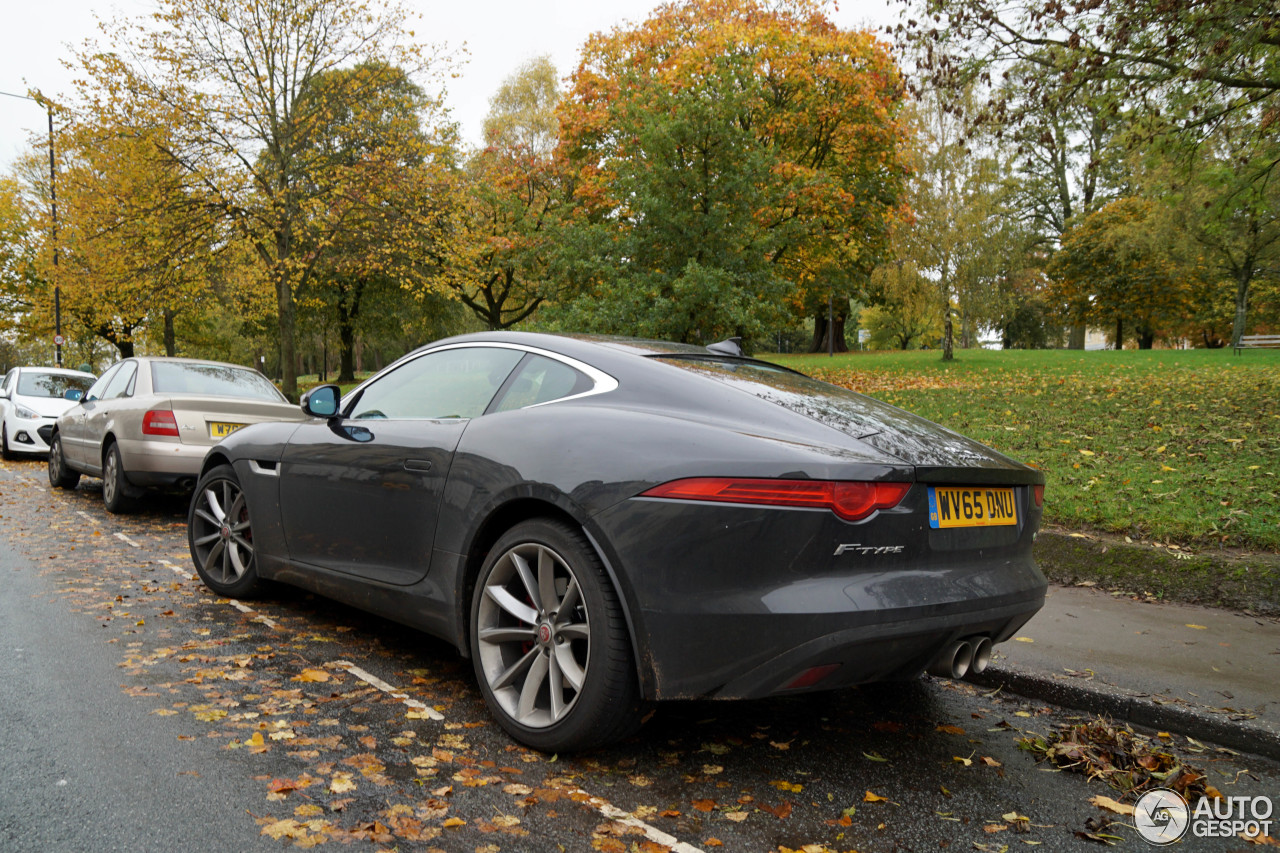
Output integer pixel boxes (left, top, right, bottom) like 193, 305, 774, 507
347, 347, 524, 421
85, 364, 121, 402
102, 362, 137, 400
2, 370, 14, 394
491, 355, 592, 413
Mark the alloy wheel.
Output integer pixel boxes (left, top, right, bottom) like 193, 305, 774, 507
190, 476, 255, 586
476, 543, 590, 729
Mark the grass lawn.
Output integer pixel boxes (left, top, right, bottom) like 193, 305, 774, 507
767, 348, 1280, 553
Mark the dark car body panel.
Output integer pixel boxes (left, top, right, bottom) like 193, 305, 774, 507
202, 331, 1046, 701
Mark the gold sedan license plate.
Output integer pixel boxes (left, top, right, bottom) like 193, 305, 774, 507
928, 486, 1017, 529
209, 421, 247, 439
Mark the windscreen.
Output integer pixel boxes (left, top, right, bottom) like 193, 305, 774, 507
17, 372, 95, 398
151, 362, 286, 402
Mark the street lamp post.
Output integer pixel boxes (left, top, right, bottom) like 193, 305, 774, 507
1, 88, 63, 367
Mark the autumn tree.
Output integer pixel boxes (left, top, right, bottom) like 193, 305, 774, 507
863, 260, 943, 349
1166, 124, 1280, 347
893, 85, 1033, 358
554, 0, 908, 348
0, 176, 46, 342
289, 61, 455, 381
88, 0, 454, 398
432, 56, 565, 330
1047, 198, 1195, 348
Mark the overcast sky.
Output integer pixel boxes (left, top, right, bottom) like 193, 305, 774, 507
0, 0, 902, 168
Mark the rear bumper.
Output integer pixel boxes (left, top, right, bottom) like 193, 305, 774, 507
648, 593, 1043, 699
591, 493, 1047, 700
116, 437, 207, 486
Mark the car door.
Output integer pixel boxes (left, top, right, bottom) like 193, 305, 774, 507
277, 345, 525, 586
62, 364, 120, 468
79, 361, 138, 474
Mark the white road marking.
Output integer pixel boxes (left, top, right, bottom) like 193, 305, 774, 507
158, 559, 195, 581
226, 598, 278, 629
76, 511, 94, 522
568, 786, 705, 853
332, 660, 445, 721
114, 532, 140, 548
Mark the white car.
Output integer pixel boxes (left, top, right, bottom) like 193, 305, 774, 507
0, 366, 97, 459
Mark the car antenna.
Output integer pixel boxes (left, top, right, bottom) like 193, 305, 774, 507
705, 337, 743, 357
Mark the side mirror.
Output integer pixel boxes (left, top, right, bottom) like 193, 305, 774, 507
301, 384, 340, 418
64, 389, 84, 402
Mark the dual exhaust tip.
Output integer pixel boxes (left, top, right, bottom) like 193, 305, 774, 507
926, 635, 993, 680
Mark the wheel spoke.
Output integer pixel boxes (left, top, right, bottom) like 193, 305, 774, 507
558, 621, 589, 641
193, 531, 221, 547
537, 547, 559, 614
478, 626, 537, 644
553, 642, 585, 691
558, 577, 581, 615
202, 539, 226, 578
492, 646, 539, 690
227, 541, 248, 580
203, 489, 226, 523
547, 647, 565, 720
485, 585, 539, 626
194, 508, 220, 529
517, 651, 549, 722
508, 551, 541, 615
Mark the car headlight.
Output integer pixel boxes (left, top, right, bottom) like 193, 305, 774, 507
13, 404, 39, 420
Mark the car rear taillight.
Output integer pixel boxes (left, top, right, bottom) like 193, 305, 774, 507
142, 409, 180, 437
1033, 484, 1044, 508
640, 478, 912, 522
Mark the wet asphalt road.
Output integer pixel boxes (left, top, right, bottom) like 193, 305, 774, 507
1, 455, 1277, 852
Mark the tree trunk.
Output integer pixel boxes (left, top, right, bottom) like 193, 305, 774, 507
942, 310, 954, 361
338, 323, 356, 383
1115, 318, 1123, 350
1231, 264, 1253, 348
810, 313, 849, 354
1137, 330, 1154, 349
275, 269, 298, 402
809, 315, 828, 353
1068, 324, 1086, 350
163, 309, 176, 357
116, 339, 135, 358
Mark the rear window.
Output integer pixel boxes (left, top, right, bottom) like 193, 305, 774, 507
17, 372, 95, 398
151, 362, 285, 402
651, 356, 884, 438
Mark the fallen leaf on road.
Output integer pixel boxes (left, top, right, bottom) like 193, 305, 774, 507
864, 791, 888, 803
1090, 796, 1134, 816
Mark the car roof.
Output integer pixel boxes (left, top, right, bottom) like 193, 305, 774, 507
14, 365, 96, 377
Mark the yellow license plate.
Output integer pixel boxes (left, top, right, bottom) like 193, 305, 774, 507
209, 422, 246, 439
928, 486, 1018, 529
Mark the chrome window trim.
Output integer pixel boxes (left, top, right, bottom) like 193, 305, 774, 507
344, 342, 618, 415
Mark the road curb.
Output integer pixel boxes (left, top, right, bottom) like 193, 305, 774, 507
966, 662, 1280, 763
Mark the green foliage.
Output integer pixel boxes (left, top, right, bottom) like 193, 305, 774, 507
554, 0, 908, 346
437, 56, 566, 330
773, 347, 1280, 550
1047, 198, 1195, 348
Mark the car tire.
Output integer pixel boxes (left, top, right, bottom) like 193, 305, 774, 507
188, 464, 262, 598
470, 519, 642, 752
101, 442, 138, 514
1, 423, 11, 460
48, 434, 80, 489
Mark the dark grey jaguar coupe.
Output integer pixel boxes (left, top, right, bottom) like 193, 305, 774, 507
187, 333, 1046, 751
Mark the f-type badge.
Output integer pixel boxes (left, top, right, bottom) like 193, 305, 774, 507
834, 544, 905, 556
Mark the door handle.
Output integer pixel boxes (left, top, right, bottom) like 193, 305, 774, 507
404, 459, 433, 472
